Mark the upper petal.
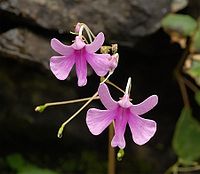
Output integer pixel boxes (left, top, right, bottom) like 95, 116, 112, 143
118, 94, 132, 108
130, 95, 158, 116
86, 53, 111, 76
98, 84, 118, 110
51, 38, 74, 56
72, 36, 86, 50
50, 55, 75, 80
86, 108, 115, 135
75, 51, 87, 86
111, 108, 128, 149
85, 32, 105, 53
128, 112, 157, 145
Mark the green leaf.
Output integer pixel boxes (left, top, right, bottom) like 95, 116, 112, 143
6, 154, 26, 172
191, 28, 200, 53
186, 59, 200, 86
6, 154, 60, 174
173, 108, 200, 162
195, 91, 200, 106
19, 167, 59, 174
161, 14, 197, 36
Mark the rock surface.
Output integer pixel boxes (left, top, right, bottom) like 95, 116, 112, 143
0, 0, 172, 46
0, 28, 53, 68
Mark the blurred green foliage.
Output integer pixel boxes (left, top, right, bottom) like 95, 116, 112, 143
161, 14, 197, 36
6, 154, 59, 174
173, 108, 200, 163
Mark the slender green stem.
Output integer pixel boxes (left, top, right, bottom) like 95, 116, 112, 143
106, 80, 125, 94
58, 73, 113, 138
37, 96, 100, 109
164, 162, 179, 174
82, 23, 95, 39
183, 78, 199, 93
58, 91, 98, 138
178, 165, 200, 172
175, 71, 190, 108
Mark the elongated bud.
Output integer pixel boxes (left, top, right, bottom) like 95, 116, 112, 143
35, 105, 46, 112
57, 126, 64, 138
75, 22, 82, 33
117, 149, 125, 161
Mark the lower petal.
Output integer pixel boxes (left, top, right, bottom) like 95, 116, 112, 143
50, 56, 75, 80
75, 52, 87, 86
86, 108, 115, 135
111, 109, 128, 149
86, 53, 111, 76
128, 113, 157, 145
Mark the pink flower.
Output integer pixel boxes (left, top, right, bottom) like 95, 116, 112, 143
50, 32, 112, 86
86, 83, 158, 149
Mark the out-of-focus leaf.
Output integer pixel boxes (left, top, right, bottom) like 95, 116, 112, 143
6, 154, 26, 171
184, 55, 200, 86
161, 14, 197, 37
173, 108, 200, 162
19, 167, 59, 174
171, 0, 188, 12
190, 28, 200, 53
6, 154, 60, 174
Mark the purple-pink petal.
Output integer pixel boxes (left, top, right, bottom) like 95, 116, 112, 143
86, 108, 115, 135
128, 112, 157, 145
98, 84, 118, 110
51, 38, 74, 56
111, 108, 128, 149
130, 95, 158, 116
72, 36, 86, 50
75, 52, 87, 86
85, 32, 105, 53
86, 53, 111, 76
118, 94, 133, 108
50, 56, 75, 80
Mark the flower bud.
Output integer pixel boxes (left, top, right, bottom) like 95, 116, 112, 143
75, 22, 82, 33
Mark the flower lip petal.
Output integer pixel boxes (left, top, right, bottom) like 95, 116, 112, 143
51, 38, 74, 56
75, 51, 87, 86
130, 95, 158, 116
86, 108, 115, 135
128, 112, 157, 145
98, 83, 118, 110
72, 36, 86, 50
85, 32, 105, 53
50, 55, 75, 80
111, 108, 128, 149
86, 53, 111, 76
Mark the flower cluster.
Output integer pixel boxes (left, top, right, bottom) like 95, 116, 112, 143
37, 23, 158, 151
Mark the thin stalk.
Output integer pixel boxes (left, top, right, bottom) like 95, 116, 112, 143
58, 73, 113, 138
175, 71, 190, 107
58, 91, 98, 138
183, 78, 199, 93
108, 124, 115, 174
178, 165, 200, 172
35, 96, 100, 111
106, 80, 125, 94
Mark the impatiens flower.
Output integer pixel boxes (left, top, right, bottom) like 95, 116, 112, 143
86, 78, 158, 149
50, 32, 113, 86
